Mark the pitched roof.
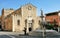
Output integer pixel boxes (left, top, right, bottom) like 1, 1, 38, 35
45, 11, 60, 15
5, 8, 21, 19
5, 3, 36, 18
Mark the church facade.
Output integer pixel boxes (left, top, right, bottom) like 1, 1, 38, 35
0, 4, 41, 33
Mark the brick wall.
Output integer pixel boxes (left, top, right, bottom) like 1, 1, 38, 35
4, 16, 12, 31
45, 14, 59, 25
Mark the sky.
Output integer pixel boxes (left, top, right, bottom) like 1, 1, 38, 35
0, 0, 60, 16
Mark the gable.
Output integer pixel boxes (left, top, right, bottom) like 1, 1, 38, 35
22, 3, 37, 9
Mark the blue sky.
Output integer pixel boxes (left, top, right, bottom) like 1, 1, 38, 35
0, 0, 60, 16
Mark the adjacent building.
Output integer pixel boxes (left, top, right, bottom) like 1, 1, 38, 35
45, 11, 60, 26
45, 11, 60, 32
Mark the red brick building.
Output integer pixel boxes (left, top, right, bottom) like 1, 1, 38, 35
45, 11, 60, 27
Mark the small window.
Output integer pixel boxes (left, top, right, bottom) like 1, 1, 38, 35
17, 20, 20, 25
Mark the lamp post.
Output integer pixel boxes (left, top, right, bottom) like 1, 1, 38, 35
40, 9, 46, 38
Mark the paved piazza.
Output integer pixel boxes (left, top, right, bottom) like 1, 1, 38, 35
0, 31, 59, 38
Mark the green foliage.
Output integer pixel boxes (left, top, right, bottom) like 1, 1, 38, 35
46, 19, 57, 30
46, 23, 54, 29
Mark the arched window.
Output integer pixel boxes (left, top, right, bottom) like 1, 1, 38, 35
17, 20, 20, 25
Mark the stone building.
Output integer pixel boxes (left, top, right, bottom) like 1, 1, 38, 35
1, 8, 14, 31
1, 4, 41, 33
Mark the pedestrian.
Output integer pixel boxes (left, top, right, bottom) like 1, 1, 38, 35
23, 27, 26, 35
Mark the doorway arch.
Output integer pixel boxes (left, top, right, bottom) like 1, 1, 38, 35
0, 21, 2, 30
25, 19, 34, 32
